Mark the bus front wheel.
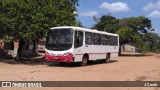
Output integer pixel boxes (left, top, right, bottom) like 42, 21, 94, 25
81, 55, 88, 66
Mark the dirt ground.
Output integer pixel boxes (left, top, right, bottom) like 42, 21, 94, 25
0, 52, 160, 90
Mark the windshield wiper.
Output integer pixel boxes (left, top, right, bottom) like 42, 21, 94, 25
53, 37, 65, 50
54, 43, 64, 50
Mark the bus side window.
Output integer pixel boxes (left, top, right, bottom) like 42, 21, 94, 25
102, 35, 109, 45
93, 33, 101, 45
108, 35, 112, 46
115, 36, 118, 46
109, 36, 114, 46
85, 32, 92, 45
109, 36, 118, 46
74, 31, 83, 48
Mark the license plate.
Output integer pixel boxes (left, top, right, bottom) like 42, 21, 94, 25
54, 57, 58, 59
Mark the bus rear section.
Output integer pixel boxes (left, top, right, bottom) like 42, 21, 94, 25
73, 30, 119, 66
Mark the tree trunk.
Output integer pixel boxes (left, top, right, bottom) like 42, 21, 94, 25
119, 45, 122, 56
33, 38, 39, 56
16, 39, 25, 59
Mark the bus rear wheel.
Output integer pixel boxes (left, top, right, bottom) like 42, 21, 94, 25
105, 54, 110, 63
81, 55, 88, 66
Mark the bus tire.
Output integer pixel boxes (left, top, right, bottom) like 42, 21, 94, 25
59, 62, 67, 65
105, 54, 110, 63
81, 55, 88, 66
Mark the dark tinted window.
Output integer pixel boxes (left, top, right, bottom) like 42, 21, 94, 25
74, 31, 83, 48
46, 29, 73, 51
109, 36, 118, 46
101, 35, 109, 45
85, 32, 92, 45
93, 33, 101, 45
114, 36, 118, 46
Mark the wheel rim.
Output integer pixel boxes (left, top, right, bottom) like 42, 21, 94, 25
82, 57, 87, 66
106, 55, 110, 63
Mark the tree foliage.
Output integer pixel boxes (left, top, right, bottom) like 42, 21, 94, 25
116, 27, 141, 45
138, 33, 160, 53
118, 16, 152, 34
92, 14, 160, 54
117, 16, 152, 45
0, 0, 79, 41
76, 21, 84, 27
92, 14, 119, 33
0, 0, 79, 58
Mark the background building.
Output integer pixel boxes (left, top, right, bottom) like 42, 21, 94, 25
121, 44, 136, 52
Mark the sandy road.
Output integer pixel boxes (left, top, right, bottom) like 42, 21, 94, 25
0, 52, 160, 90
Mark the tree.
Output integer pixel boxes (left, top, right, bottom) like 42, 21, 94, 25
117, 16, 152, 54
0, 0, 79, 59
118, 16, 152, 34
92, 14, 153, 55
141, 33, 160, 53
92, 14, 119, 33
76, 21, 84, 27
116, 27, 141, 55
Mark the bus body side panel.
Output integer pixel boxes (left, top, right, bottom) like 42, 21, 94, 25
111, 52, 119, 58
73, 31, 119, 62
110, 46, 119, 58
74, 54, 83, 62
82, 45, 104, 60
82, 45, 119, 60
73, 47, 84, 62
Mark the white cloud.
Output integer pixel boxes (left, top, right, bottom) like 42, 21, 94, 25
157, 0, 160, 9
154, 26, 160, 34
142, 2, 154, 12
99, 2, 131, 13
142, 0, 160, 12
79, 11, 98, 17
148, 11, 160, 18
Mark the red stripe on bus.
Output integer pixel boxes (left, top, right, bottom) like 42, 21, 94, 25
75, 52, 118, 55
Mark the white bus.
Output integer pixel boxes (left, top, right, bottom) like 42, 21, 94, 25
45, 26, 119, 66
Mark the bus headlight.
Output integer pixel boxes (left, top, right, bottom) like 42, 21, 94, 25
63, 52, 71, 56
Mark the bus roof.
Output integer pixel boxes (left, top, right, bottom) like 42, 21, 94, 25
51, 26, 118, 36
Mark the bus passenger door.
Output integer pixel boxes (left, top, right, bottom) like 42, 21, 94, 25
74, 31, 84, 62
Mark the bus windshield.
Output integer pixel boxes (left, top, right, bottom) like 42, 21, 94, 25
46, 29, 73, 51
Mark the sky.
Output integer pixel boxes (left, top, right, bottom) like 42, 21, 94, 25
76, 0, 160, 34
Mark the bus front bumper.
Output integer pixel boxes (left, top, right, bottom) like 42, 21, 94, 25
45, 53, 74, 62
